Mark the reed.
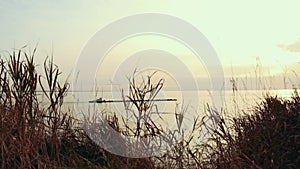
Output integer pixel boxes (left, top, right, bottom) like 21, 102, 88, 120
1, 47, 299, 168
0, 48, 105, 168
198, 91, 300, 169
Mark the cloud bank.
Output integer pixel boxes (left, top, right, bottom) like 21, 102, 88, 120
278, 38, 300, 53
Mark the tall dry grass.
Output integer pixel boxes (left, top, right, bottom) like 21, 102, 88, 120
0, 48, 108, 168
1, 47, 299, 169
198, 91, 300, 169
0, 48, 165, 169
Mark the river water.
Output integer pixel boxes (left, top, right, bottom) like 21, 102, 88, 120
60, 88, 295, 128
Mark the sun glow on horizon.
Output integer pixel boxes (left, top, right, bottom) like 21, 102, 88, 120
0, 0, 300, 90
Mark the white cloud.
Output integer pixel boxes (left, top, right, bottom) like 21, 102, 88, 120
278, 38, 300, 53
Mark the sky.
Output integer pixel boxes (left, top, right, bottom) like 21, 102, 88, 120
1, 0, 300, 91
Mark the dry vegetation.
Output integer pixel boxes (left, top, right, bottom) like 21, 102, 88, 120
0, 48, 299, 168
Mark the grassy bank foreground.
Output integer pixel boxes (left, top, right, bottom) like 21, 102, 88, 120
0, 48, 299, 169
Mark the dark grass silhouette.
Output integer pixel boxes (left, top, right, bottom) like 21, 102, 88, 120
0, 48, 158, 168
1, 47, 299, 168
201, 92, 300, 169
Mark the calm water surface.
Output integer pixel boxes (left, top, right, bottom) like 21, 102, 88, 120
60, 89, 295, 124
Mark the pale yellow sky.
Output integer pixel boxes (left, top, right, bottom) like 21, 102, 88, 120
1, 0, 300, 90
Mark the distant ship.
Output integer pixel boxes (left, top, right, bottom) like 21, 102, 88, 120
89, 97, 177, 103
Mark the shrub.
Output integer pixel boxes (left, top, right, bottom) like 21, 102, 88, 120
205, 92, 300, 169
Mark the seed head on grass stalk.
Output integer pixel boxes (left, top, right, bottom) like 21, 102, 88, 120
0, 47, 95, 168
122, 70, 164, 138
